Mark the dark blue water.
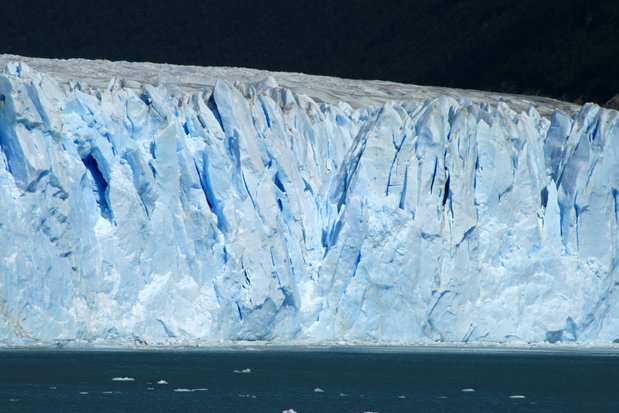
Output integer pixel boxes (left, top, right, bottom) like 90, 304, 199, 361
0, 348, 617, 412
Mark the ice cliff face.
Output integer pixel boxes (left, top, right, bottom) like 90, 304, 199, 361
0, 59, 618, 346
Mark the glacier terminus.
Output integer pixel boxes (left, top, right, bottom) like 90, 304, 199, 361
0, 55, 617, 347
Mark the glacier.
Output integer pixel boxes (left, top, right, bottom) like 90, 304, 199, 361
0, 55, 617, 347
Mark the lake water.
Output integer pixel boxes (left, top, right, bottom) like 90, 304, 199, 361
0, 347, 617, 412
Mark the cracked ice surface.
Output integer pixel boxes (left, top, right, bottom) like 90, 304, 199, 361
0, 57, 617, 346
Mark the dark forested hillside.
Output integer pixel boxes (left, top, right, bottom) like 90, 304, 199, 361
1, 0, 618, 105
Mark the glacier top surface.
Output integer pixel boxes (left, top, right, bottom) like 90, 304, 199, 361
0, 54, 579, 116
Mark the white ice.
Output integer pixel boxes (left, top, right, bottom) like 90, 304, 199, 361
0, 55, 617, 347
233, 368, 251, 374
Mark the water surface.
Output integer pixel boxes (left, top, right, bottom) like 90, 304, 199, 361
0, 347, 617, 412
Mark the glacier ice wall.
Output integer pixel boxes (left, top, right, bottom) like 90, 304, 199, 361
0, 61, 618, 346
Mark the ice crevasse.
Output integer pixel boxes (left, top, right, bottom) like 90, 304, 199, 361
0, 60, 618, 346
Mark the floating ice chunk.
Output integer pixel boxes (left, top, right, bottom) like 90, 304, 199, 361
339, 392, 348, 397
398, 395, 406, 399
102, 391, 114, 394
147, 387, 154, 391
282, 410, 298, 413
461, 388, 475, 392
314, 387, 325, 393
157, 380, 168, 385
9, 399, 19, 402
80, 392, 89, 395
49, 387, 57, 390
112, 377, 135, 382
233, 368, 252, 374
171, 387, 207, 393
509, 395, 526, 399
239, 394, 256, 398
